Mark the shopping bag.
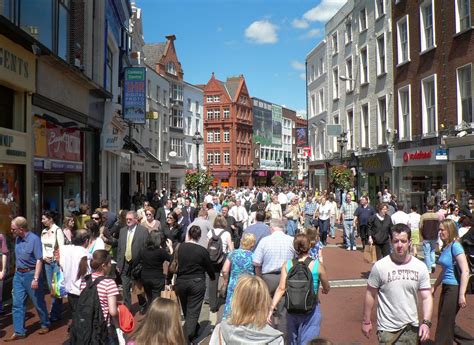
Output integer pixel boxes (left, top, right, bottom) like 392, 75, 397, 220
51, 269, 68, 298
363, 245, 377, 264
160, 286, 178, 302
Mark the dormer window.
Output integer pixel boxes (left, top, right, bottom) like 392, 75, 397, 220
167, 61, 177, 75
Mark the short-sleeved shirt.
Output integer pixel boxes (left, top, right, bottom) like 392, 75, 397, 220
15, 231, 42, 269
207, 228, 232, 254
367, 255, 431, 332
439, 242, 464, 286
80, 272, 119, 323
354, 205, 375, 226
253, 231, 295, 274
244, 222, 271, 250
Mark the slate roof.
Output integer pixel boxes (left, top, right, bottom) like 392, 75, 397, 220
225, 77, 241, 101
142, 42, 167, 68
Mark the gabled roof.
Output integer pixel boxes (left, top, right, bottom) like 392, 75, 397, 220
142, 42, 167, 68
225, 76, 241, 101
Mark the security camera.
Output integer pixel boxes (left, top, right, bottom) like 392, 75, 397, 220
31, 43, 41, 56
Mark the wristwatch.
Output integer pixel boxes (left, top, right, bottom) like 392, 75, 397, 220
422, 319, 432, 328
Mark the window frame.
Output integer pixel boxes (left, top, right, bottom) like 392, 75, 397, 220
456, 63, 474, 124
359, 7, 368, 32
360, 103, 370, 148
375, 0, 385, 19
455, 0, 471, 33
345, 56, 354, 92
397, 84, 412, 141
376, 33, 386, 76
332, 31, 338, 55
420, 0, 436, 52
345, 20, 352, 44
397, 16, 410, 65
332, 66, 339, 100
377, 96, 388, 145
421, 74, 438, 136
360, 46, 369, 85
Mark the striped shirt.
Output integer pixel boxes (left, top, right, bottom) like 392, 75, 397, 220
80, 272, 119, 323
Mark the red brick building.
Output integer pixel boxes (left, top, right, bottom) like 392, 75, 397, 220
392, 0, 474, 208
203, 74, 253, 187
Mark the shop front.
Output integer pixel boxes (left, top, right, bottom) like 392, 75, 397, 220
447, 142, 474, 206
0, 34, 35, 239
393, 145, 447, 212
357, 151, 392, 203
34, 116, 83, 228
309, 163, 327, 192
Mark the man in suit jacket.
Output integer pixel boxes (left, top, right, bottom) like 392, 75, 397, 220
117, 211, 148, 310
156, 199, 173, 226
182, 197, 197, 224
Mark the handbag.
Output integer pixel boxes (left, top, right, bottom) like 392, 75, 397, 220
53, 225, 61, 263
168, 244, 180, 275
131, 263, 143, 281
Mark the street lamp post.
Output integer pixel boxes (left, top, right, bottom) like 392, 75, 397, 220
337, 131, 348, 164
192, 131, 204, 205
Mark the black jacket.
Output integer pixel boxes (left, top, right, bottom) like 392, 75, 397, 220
368, 214, 392, 244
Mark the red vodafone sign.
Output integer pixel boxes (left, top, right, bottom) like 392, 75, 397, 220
403, 150, 432, 163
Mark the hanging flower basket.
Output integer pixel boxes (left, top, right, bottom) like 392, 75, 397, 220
184, 169, 214, 193
330, 165, 354, 191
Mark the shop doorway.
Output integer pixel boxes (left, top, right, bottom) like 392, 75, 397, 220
43, 184, 63, 225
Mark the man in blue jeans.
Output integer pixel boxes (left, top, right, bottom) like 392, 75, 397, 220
6, 216, 50, 342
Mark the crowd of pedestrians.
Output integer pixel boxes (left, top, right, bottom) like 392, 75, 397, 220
1, 186, 473, 344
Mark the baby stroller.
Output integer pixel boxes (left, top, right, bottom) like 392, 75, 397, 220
460, 228, 474, 294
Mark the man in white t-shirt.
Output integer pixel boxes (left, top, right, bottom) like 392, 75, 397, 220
391, 202, 410, 225
362, 224, 433, 344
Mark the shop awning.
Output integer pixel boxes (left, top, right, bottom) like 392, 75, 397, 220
123, 136, 162, 166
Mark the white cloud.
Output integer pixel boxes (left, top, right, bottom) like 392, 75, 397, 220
299, 73, 306, 80
303, 0, 346, 23
306, 28, 323, 38
291, 60, 305, 71
292, 18, 309, 29
245, 20, 278, 44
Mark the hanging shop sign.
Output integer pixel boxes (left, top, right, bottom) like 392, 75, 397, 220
123, 67, 146, 124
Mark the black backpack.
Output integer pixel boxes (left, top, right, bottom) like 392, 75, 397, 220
207, 229, 226, 264
243, 198, 251, 213
285, 257, 318, 314
70, 275, 108, 345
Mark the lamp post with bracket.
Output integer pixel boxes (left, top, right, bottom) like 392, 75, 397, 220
192, 131, 204, 205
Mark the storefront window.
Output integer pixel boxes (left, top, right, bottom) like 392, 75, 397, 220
398, 166, 447, 211
0, 85, 25, 132
455, 163, 474, 206
0, 164, 25, 269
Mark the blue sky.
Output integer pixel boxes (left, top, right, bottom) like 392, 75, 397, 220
136, 0, 346, 116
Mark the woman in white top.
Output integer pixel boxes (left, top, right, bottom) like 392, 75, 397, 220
41, 210, 65, 322
316, 196, 331, 245
86, 220, 105, 254
407, 205, 421, 257
266, 195, 282, 220
207, 215, 234, 314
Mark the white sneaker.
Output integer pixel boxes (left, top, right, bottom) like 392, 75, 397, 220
346, 247, 351, 251
352, 246, 357, 251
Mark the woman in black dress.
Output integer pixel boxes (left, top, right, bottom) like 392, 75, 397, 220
137, 230, 173, 307
368, 202, 393, 260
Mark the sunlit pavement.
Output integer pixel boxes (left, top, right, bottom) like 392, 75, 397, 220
1, 228, 472, 344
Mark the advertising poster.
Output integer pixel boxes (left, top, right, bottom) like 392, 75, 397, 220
252, 99, 273, 146
272, 104, 282, 146
296, 127, 308, 146
123, 67, 146, 124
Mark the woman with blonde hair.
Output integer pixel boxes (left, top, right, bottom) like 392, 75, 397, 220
127, 298, 186, 345
432, 219, 474, 344
221, 233, 256, 319
209, 275, 284, 344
